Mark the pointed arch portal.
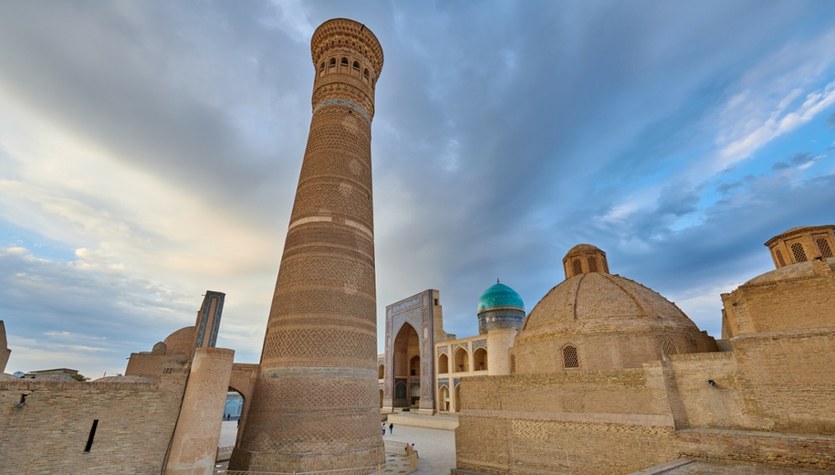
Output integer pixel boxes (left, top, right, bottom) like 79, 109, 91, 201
393, 323, 421, 408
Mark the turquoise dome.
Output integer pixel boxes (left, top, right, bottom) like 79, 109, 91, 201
477, 282, 524, 313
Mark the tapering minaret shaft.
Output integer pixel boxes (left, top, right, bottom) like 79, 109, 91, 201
230, 18, 384, 473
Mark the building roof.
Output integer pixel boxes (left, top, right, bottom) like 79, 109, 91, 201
764, 224, 835, 247
477, 282, 525, 313
745, 257, 835, 285
564, 243, 605, 257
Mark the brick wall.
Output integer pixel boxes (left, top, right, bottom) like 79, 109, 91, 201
0, 367, 188, 474
665, 352, 758, 430
455, 341, 835, 474
733, 330, 835, 434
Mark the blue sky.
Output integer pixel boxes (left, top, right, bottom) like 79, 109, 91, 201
1, 1, 834, 377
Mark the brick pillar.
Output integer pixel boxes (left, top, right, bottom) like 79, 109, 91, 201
230, 18, 385, 473
165, 347, 234, 475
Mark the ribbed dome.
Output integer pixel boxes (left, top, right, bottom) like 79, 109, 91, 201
518, 272, 699, 342
477, 282, 525, 313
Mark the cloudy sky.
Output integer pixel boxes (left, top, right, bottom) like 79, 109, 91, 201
2, 1, 835, 378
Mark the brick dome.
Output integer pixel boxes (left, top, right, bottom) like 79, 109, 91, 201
513, 247, 716, 373
163, 326, 196, 355
518, 273, 700, 340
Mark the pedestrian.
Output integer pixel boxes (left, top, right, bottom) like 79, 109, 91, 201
381, 422, 386, 436
388, 422, 393, 434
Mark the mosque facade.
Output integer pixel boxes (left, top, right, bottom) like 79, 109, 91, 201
379, 282, 527, 415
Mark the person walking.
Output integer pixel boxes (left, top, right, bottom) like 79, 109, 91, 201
381, 422, 386, 436
388, 422, 393, 434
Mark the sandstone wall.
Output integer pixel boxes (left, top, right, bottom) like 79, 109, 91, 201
0, 367, 188, 474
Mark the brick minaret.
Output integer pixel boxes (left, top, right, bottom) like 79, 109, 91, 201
230, 19, 384, 472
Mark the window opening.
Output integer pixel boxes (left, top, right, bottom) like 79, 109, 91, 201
353, 60, 360, 71
562, 345, 579, 368
341, 57, 348, 67
319, 62, 325, 73
84, 419, 99, 452
363, 68, 370, 81
572, 259, 582, 275
817, 238, 833, 258
775, 249, 786, 267
329, 58, 336, 68
588, 257, 598, 272
791, 243, 808, 262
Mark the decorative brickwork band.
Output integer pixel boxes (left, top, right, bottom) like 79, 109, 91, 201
314, 98, 371, 122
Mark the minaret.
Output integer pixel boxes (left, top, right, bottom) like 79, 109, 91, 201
230, 19, 384, 472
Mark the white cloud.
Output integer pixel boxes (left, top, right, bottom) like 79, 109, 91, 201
264, 0, 315, 43
716, 80, 835, 169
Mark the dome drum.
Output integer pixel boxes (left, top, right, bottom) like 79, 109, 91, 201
477, 309, 525, 335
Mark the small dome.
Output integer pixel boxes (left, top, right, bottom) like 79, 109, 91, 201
565, 243, 604, 256
163, 326, 196, 355
477, 282, 525, 313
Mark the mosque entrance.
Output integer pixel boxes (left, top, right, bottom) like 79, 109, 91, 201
392, 323, 421, 409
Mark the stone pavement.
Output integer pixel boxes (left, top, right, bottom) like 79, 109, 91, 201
215, 421, 455, 474
384, 424, 456, 475
632, 459, 834, 474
